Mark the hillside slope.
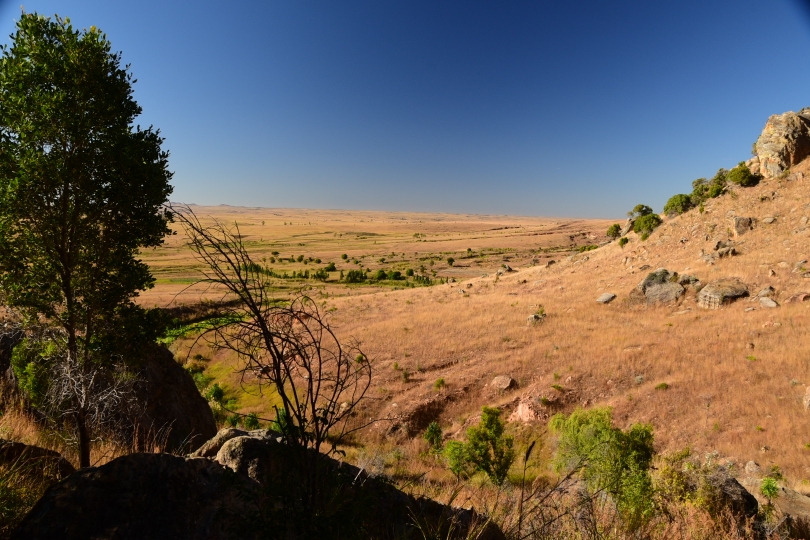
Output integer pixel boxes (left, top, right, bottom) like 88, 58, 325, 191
332, 157, 810, 485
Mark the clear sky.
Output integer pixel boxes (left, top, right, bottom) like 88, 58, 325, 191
2, 1, 809, 218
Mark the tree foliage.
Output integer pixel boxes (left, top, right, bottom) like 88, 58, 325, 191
0, 14, 173, 467
550, 407, 656, 530
663, 194, 692, 217
633, 213, 662, 239
628, 204, 653, 218
726, 161, 759, 187
443, 406, 515, 485
606, 223, 621, 239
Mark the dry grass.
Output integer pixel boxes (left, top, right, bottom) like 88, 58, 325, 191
132, 160, 810, 536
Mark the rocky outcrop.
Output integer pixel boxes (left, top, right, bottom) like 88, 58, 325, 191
731, 217, 755, 237
698, 278, 749, 309
630, 269, 684, 304
596, 292, 616, 304
130, 345, 217, 454
0, 439, 75, 480
707, 469, 759, 521
385, 387, 468, 438
755, 108, 810, 178
491, 376, 515, 391
14, 432, 505, 540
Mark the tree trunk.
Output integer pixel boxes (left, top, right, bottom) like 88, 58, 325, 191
77, 411, 91, 468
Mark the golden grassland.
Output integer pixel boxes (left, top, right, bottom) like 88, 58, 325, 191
141, 159, 810, 493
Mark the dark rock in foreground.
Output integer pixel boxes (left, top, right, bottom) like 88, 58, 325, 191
14, 429, 505, 540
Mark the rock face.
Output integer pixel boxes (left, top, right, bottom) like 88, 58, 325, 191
755, 108, 810, 178
707, 469, 759, 521
698, 279, 749, 309
130, 345, 217, 454
0, 439, 75, 480
14, 433, 506, 540
630, 269, 684, 304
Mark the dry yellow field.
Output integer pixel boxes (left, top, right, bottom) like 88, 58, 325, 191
142, 158, 810, 490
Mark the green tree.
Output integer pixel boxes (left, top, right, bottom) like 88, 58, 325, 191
628, 204, 653, 218
423, 421, 443, 452
551, 408, 655, 531
606, 223, 621, 239
447, 257, 455, 266
663, 194, 693, 217
466, 406, 515, 485
0, 14, 173, 467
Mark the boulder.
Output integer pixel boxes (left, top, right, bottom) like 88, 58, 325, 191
756, 286, 775, 298
14, 436, 506, 540
491, 376, 515, 391
527, 313, 545, 324
620, 218, 635, 237
189, 428, 249, 458
0, 439, 75, 480
130, 345, 217, 454
755, 108, 810, 178
731, 217, 754, 237
698, 279, 749, 309
630, 269, 684, 304
596, 292, 616, 304
786, 293, 810, 304
745, 461, 761, 475
707, 469, 758, 520
763, 216, 776, 224
760, 297, 779, 309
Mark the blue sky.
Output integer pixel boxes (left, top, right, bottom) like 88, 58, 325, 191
2, 1, 809, 218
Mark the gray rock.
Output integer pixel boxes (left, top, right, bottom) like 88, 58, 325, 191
527, 313, 545, 324
756, 286, 775, 298
755, 108, 810, 178
760, 297, 779, 308
631, 269, 684, 304
731, 217, 754, 236
620, 218, 635, 237
491, 376, 516, 391
596, 293, 616, 304
745, 460, 761, 474
763, 216, 776, 224
698, 278, 749, 309
189, 428, 249, 458
804, 387, 810, 410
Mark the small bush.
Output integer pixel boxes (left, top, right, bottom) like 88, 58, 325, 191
341, 253, 348, 260
434, 377, 446, 389
324, 262, 336, 271
296, 255, 304, 262
374, 269, 387, 280
244, 413, 260, 430
447, 257, 455, 266
405, 268, 414, 277
606, 223, 621, 239
655, 382, 669, 390
633, 213, 662, 238
387, 270, 402, 280
205, 383, 224, 403
618, 237, 629, 248
344, 269, 366, 283
663, 194, 692, 217
727, 161, 759, 187
424, 421, 443, 451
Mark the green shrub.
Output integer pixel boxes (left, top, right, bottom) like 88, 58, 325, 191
663, 194, 692, 217
424, 421, 443, 452
205, 383, 224, 403
444, 440, 475, 479
387, 270, 402, 280
374, 269, 387, 280
606, 223, 621, 239
324, 262, 337, 271
633, 213, 662, 237
655, 382, 669, 391
466, 407, 515, 485
341, 253, 348, 260
551, 407, 655, 531
344, 269, 366, 283
244, 413, 260, 430
618, 237, 629, 248
405, 268, 414, 277
761, 476, 779, 501
296, 255, 304, 262
727, 161, 759, 187
434, 377, 445, 389
628, 204, 653, 218
447, 257, 455, 266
